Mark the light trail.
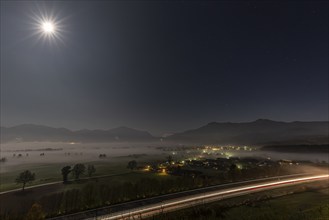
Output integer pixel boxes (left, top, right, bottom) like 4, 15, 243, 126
48, 173, 310, 220
99, 174, 329, 220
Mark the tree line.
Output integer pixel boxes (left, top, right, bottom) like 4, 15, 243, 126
61, 163, 96, 183
15, 164, 97, 191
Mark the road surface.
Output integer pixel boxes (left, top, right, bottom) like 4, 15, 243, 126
47, 173, 328, 220
92, 174, 328, 220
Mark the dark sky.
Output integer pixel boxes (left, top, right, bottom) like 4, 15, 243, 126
1, 1, 328, 135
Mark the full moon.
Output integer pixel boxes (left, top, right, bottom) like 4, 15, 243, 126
42, 22, 55, 34
28, 9, 65, 44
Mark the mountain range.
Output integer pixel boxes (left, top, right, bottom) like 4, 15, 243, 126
0, 124, 155, 143
1, 119, 328, 145
167, 119, 328, 145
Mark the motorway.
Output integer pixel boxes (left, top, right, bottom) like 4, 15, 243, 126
47, 173, 329, 220
94, 174, 329, 220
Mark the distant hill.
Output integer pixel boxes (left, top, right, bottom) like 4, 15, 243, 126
166, 119, 329, 145
0, 124, 156, 143
1, 119, 328, 145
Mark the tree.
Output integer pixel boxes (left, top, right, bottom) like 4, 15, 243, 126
25, 203, 45, 220
61, 166, 71, 183
87, 165, 96, 177
127, 160, 137, 170
16, 170, 35, 191
99, 154, 107, 158
72, 164, 86, 180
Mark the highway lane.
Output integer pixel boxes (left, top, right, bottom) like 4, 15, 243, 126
96, 174, 329, 220
47, 173, 325, 220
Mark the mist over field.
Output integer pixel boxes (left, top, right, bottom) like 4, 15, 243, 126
0, 142, 159, 172
1, 141, 328, 174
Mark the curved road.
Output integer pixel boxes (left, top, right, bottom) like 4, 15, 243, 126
47, 173, 328, 220
97, 174, 329, 220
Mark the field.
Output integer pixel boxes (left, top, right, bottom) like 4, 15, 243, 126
0, 169, 180, 219
0, 141, 170, 192
0, 155, 173, 192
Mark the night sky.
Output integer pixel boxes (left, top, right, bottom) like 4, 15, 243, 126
1, 1, 328, 135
